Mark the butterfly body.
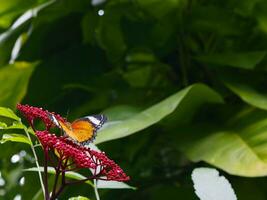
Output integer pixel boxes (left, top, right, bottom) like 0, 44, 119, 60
48, 113, 107, 145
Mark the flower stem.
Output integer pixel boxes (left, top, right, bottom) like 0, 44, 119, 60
94, 179, 100, 200
44, 147, 50, 200
23, 127, 46, 199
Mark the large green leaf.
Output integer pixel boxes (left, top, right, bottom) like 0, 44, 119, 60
95, 83, 223, 144
0, 62, 37, 108
181, 108, 267, 177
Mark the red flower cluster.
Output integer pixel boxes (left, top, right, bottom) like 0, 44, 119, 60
17, 104, 65, 130
17, 104, 129, 182
36, 130, 129, 181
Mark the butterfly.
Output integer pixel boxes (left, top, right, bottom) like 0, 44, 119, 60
48, 113, 107, 145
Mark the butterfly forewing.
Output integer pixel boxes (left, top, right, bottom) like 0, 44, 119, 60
71, 120, 96, 143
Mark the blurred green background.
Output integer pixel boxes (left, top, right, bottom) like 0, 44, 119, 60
2, 0, 267, 199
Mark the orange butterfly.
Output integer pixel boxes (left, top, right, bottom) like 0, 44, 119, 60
48, 113, 107, 145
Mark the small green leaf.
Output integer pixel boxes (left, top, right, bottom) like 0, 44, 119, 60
4, 122, 25, 130
95, 83, 223, 144
0, 133, 31, 144
196, 52, 266, 69
24, 166, 135, 189
0, 107, 20, 121
24, 167, 94, 187
69, 196, 90, 200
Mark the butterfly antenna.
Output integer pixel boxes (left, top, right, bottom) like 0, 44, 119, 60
66, 109, 70, 120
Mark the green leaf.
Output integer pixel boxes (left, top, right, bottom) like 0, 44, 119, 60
0, 0, 37, 29
24, 167, 94, 187
3, 122, 25, 130
219, 71, 267, 110
0, 122, 7, 128
196, 52, 266, 70
0, 62, 37, 108
181, 109, 267, 177
0, 133, 31, 144
0, 107, 20, 121
24, 166, 135, 189
95, 83, 223, 144
224, 80, 267, 110
69, 196, 90, 200
97, 180, 136, 190
103, 105, 141, 121
0, 0, 56, 66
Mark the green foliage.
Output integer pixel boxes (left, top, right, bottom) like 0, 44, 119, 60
1, 0, 267, 199
0, 62, 36, 109
180, 109, 267, 176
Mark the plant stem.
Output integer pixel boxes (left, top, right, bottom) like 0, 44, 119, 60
44, 147, 50, 200
51, 165, 60, 199
24, 127, 46, 199
94, 179, 100, 200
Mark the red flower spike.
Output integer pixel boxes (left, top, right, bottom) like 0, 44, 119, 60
36, 131, 129, 181
17, 104, 65, 130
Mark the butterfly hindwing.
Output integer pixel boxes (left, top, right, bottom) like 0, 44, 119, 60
71, 115, 107, 144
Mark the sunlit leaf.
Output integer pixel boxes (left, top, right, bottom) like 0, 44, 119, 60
24, 166, 135, 189
0, 133, 31, 144
181, 108, 267, 177
0, 107, 20, 121
219, 70, 267, 110
69, 196, 90, 200
97, 180, 136, 189
24, 167, 94, 187
95, 83, 223, 144
192, 167, 237, 200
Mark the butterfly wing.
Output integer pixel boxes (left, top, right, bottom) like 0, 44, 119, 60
71, 115, 107, 144
47, 112, 75, 138
48, 112, 107, 144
